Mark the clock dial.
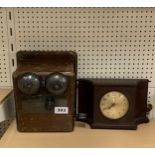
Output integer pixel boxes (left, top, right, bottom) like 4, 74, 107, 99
99, 91, 129, 119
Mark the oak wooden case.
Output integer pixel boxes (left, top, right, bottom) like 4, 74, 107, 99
77, 79, 149, 130
13, 51, 77, 132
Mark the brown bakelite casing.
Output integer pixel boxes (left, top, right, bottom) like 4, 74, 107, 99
77, 79, 149, 130
13, 51, 77, 132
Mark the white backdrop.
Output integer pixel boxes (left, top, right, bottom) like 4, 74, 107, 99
0, 8, 155, 117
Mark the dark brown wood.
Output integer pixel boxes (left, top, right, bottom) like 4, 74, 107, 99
77, 79, 149, 130
13, 51, 77, 132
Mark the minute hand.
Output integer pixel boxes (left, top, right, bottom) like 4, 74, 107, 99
103, 103, 115, 110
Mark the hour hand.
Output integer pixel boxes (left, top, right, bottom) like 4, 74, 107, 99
103, 103, 115, 110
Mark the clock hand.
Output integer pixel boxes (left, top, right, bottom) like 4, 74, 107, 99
103, 103, 115, 110
108, 103, 115, 109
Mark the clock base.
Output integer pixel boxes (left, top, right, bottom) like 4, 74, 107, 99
89, 116, 149, 130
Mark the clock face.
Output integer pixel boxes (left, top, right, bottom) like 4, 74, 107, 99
99, 91, 129, 119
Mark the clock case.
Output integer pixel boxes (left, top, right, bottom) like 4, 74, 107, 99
13, 51, 77, 132
77, 79, 151, 130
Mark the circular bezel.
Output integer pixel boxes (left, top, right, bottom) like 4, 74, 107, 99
99, 91, 129, 120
